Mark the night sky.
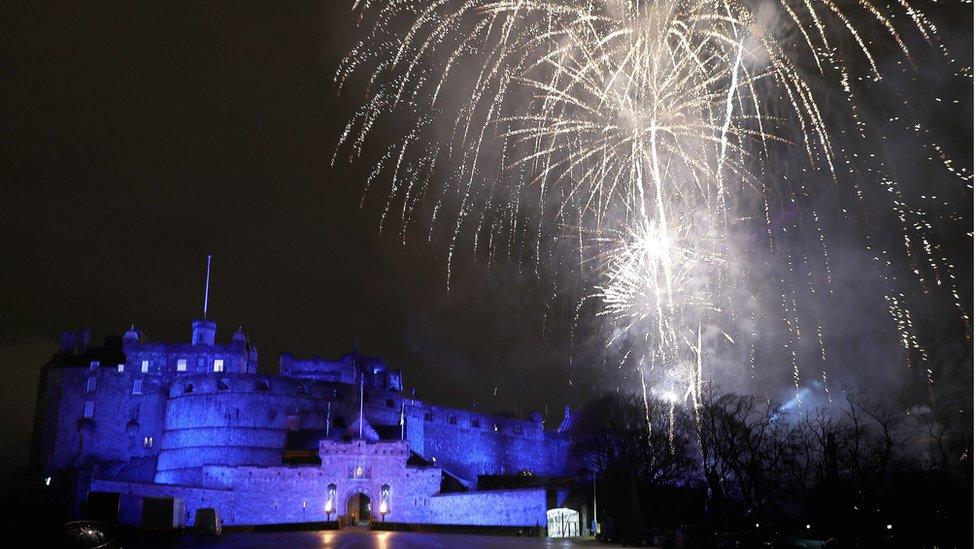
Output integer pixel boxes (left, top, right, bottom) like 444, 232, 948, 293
1, 2, 610, 477
2, 1, 971, 478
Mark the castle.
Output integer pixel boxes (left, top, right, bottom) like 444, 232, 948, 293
31, 317, 585, 533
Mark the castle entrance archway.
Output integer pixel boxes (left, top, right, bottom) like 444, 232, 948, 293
346, 490, 372, 526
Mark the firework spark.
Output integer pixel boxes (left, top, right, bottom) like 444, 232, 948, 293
337, 0, 969, 417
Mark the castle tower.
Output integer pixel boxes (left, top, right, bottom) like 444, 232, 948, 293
123, 324, 141, 343
191, 319, 217, 346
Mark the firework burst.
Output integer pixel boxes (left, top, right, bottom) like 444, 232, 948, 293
336, 0, 970, 416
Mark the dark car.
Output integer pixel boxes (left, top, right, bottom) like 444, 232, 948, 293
193, 507, 223, 539
61, 521, 120, 549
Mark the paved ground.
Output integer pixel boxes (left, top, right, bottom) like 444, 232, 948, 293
158, 530, 616, 548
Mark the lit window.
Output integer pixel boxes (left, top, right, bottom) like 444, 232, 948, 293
83, 401, 94, 418
85, 377, 97, 393
143, 436, 154, 448
177, 359, 187, 372
116, 364, 124, 373
141, 360, 149, 373
213, 359, 224, 373
89, 360, 100, 371
132, 379, 143, 395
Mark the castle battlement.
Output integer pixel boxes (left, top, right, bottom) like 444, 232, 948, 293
33, 316, 575, 529
120, 322, 258, 377
319, 439, 410, 458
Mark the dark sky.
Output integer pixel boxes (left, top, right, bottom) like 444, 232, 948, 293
1, 1, 971, 476
1, 1, 609, 475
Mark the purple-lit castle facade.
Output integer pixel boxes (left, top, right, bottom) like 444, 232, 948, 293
31, 318, 579, 529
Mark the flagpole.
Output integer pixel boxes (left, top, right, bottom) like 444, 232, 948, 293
203, 254, 212, 318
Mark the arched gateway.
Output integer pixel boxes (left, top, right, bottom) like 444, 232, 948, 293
345, 487, 372, 525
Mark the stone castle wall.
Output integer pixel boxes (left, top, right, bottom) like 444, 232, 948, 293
37, 325, 575, 531
153, 373, 412, 484
122, 329, 257, 376
156, 373, 292, 485
93, 440, 548, 528
422, 420, 570, 480
90, 478, 233, 526
407, 403, 570, 481
429, 487, 549, 527
43, 366, 168, 479
279, 353, 355, 384
43, 364, 570, 485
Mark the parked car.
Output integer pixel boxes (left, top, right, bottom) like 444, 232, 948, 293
142, 496, 187, 532
787, 525, 833, 548
675, 524, 716, 548
193, 507, 223, 539
61, 520, 120, 549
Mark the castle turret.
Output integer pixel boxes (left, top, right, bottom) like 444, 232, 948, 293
191, 319, 217, 346
531, 411, 544, 427
58, 331, 77, 355
124, 324, 141, 343
58, 329, 92, 355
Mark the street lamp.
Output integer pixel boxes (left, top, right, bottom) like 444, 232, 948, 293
379, 498, 388, 522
